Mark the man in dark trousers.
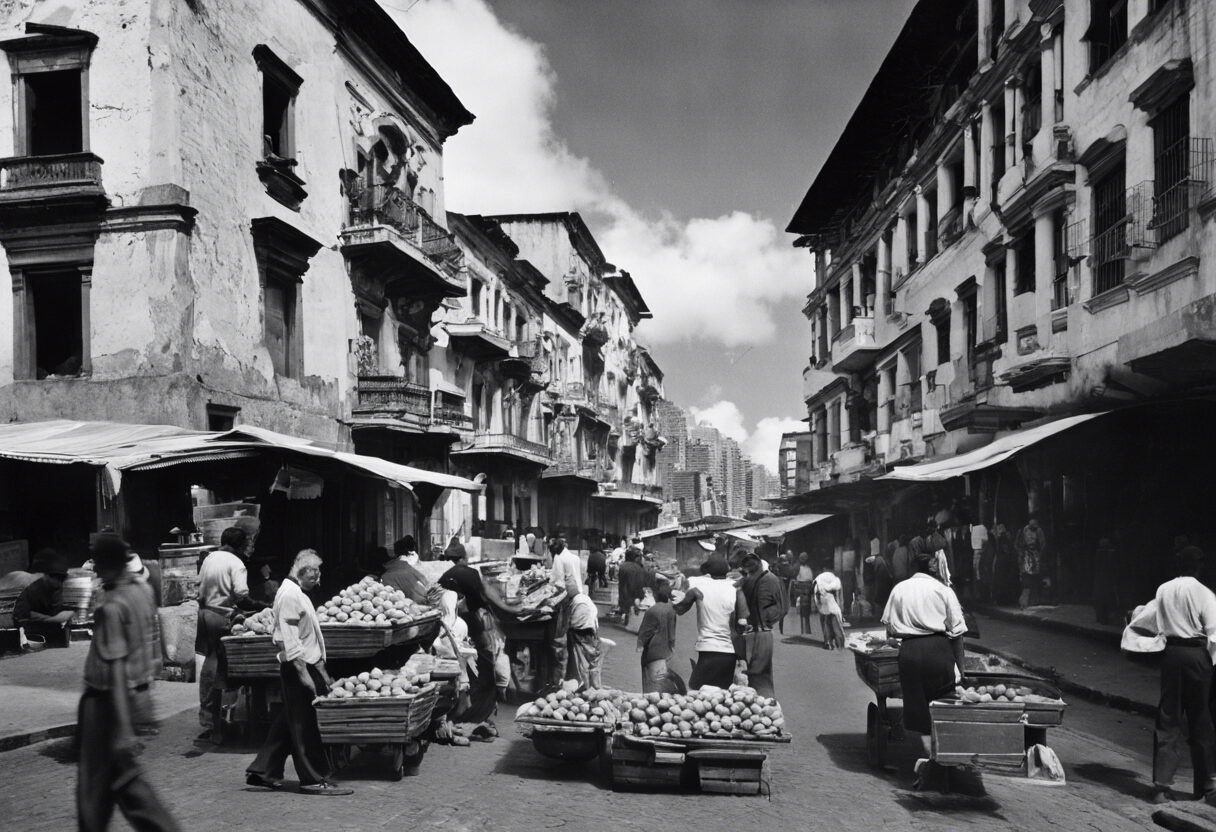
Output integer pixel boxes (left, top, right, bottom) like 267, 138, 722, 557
439, 543, 498, 736
738, 551, 786, 697
1150, 546, 1216, 805
616, 546, 648, 626
586, 546, 608, 590
246, 550, 351, 795
77, 534, 180, 831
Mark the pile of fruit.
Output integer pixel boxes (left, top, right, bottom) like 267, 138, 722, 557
620, 688, 786, 740
319, 667, 429, 700
952, 682, 1061, 705
230, 607, 275, 636
315, 577, 433, 627
517, 688, 622, 724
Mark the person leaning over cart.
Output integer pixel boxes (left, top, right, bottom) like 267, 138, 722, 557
881, 550, 967, 787
245, 549, 352, 796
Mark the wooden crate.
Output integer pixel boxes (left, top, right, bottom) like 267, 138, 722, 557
222, 635, 279, 679
315, 682, 439, 744
610, 734, 685, 789
852, 649, 901, 698
929, 700, 1026, 724
932, 718, 1026, 767
320, 612, 441, 658
688, 748, 769, 796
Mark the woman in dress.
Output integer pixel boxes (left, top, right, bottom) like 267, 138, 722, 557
812, 567, 845, 650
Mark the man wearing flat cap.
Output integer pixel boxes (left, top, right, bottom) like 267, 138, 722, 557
15, 548, 74, 647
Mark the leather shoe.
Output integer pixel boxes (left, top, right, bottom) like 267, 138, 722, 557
245, 773, 283, 791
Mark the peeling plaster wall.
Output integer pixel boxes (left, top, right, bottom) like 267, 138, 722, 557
0, 0, 455, 447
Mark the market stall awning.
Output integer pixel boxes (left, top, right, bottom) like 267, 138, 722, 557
739, 513, 835, 539
878, 412, 1108, 483
0, 420, 484, 494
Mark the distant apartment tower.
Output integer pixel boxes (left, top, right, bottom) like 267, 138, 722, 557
668, 469, 710, 522
654, 399, 688, 492
746, 462, 776, 510
779, 431, 815, 497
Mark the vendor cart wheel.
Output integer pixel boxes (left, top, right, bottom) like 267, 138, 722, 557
866, 702, 887, 768
389, 745, 405, 782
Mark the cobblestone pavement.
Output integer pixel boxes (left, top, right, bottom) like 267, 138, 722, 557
0, 612, 1166, 832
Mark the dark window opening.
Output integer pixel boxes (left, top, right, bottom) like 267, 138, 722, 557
1087, 0, 1128, 73
905, 343, 923, 413
262, 74, 293, 159
1152, 95, 1190, 242
25, 70, 83, 156
515, 314, 526, 343
264, 278, 297, 378
206, 405, 240, 432
949, 159, 965, 211
1052, 210, 1071, 309
1023, 64, 1042, 145
924, 192, 939, 260
32, 270, 83, 378
991, 101, 1007, 196
470, 280, 482, 319
1013, 234, 1035, 295
1092, 159, 1127, 294
990, 0, 1006, 59
934, 316, 951, 366
814, 408, 827, 464
993, 260, 1009, 343
962, 292, 978, 368
882, 364, 897, 429
907, 211, 919, 266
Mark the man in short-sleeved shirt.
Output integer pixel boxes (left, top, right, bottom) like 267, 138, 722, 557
77, 534, 179, 832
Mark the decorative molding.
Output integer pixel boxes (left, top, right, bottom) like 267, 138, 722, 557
250, 216, 323, 286
1129, 59, 1193, 116
1127, 255, 1200, 295
1050, 308, 1068, 333
103, 202, 197, 235
1083, 284, 1130, 314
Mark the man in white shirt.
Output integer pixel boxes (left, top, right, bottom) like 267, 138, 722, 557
546, 538, 582, 690
195, 527, 265, 743
970, 522, 989, 598
1150, 546, 1216, 805
246, 550, 351, 796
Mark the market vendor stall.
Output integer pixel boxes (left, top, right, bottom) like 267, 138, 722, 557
477, 561, 566, 696
514, 685, 792, 795
848, 629, 1066, 779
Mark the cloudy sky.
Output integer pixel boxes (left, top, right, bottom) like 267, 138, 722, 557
384, 0, 915, 470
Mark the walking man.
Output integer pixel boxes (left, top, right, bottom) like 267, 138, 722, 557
1150, 546, 1216, 805
246, 549, 352, 795
77, 534, 180, 832
546, 537, 582, 688
738, 551, 785, 697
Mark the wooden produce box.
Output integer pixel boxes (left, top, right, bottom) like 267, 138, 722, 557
688, 748, 770, 796
930, 702, 1026, 768
222, 635, 280, 679
610, 734, 685, 789
320, 611, 441, 658
314, 682, 439, 744
852, 648, 901, 698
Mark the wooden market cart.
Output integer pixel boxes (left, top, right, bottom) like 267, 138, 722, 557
852, 644, 1066, 773
608, 730, 791, 795
314, 682, 441, 781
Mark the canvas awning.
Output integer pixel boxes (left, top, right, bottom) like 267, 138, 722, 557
742, 513, 835, 538
879, 412, 1108, 483
0, 420, 484, 495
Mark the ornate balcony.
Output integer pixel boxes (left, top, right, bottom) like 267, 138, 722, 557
0, 152, 107, 221
500, 337, 549, 384
339, 183, 464, 298
451, 432, 553, 466
351, 376, 431, 431
430, 403, 473, 433
541, 451, 603, 483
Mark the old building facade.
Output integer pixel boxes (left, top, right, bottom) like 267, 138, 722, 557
788, 0, 1216, 599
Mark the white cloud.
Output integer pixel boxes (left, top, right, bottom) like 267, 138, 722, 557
688, 401, 747, 443
688, 402, 804, 474
391, 0, 807, 348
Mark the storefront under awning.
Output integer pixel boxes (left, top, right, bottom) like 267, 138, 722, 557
879, 412, 1109, 483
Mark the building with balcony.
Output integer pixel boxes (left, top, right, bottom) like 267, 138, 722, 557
0, 2, 479, 563
779, 430, 814, 498
488, 212, 664, 545
786, 0, 1216, 602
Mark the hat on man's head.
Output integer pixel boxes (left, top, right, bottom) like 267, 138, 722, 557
31, 548, 69, 575
444, 542, 468, 562
91, 533, 131, 570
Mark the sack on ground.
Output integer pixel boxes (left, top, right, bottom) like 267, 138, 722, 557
1026, 744, 1066, 783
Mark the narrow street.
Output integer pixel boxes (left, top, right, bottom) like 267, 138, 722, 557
0, 610, 1164, 832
